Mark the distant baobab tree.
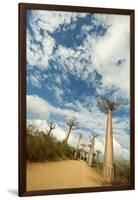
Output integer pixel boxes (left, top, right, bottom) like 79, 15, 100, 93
96, 150, 101, 164
87, 143, 91, 162
47, 122, 56, 136
93, 153, 96, 163
34, 129, 40, 136
97, 98, 121, 184
74, 133, 82, 160
80, 144, 86, 149
88, 132, 98, 167
80, 144, 86, 160
64, 117, 78, 144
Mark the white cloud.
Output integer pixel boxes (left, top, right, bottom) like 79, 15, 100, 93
113, 138, 130, 160
94, 137, 129, 161
27, 31, 55, 69
53, 43, 94, 80
27, 95, 52, 118
113, 118, 130, 131
95, 138, 104, 153
53, 124, 66, 141
27, 95, 104, 130
52, 14, 130, 100
113, 132, 130, 150
53, 86, 64, 103
27, 119, 49, 132
27, 119, 66, 141
27, 11, 130, 100
31, 10, 88, 33
54, 75, 62, 85
81, 24, 93, 33
64, 102, 76, 109
92, 14, 130, 97
29, 74, 41, 88
41, 34, 55, 67
58, 45, 76, 58
69, 23, 76, 30
27, 95, 128, 135
27, 42, 43, 67
27, 94, 129, 144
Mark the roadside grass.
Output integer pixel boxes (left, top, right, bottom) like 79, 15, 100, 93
93, 161, 130, 185
27, 129, 75, 162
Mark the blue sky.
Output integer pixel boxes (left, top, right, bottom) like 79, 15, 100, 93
26, 9, 130, 160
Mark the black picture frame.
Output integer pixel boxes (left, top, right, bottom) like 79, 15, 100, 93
19, 3, 135, 197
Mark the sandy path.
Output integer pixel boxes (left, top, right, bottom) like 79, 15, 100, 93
27, 160, 104, 190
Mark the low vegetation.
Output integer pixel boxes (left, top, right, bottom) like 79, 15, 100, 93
113, 160, 130, 185
27, 128, 75, 162
27, 124, 130, 186
93, 161, 130, 185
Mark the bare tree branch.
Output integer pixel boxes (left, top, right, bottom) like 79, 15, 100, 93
97, 97, 122, 113
65, 117, 78, 129
27, 124, 36, 135
47, 122, 56, 136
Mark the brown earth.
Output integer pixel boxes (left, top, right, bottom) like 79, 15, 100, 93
27, 159, 104, 191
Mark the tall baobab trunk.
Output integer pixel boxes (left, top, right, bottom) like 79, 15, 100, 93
64, 117, 78, 144
74, 134, 81, 159
96, 150, 101, 164
87, 146, 91, 162
47, 122, 56, 136
96, 153, 100, 164
47, 129, 52, 136
64, 127, 72, 144
103, 109, 114, 184
93, 153, 96, 163
88, 137, 96, 167
97, 98, 121, 184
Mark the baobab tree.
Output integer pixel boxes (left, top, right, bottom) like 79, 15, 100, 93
74, 133, 82, 160
27, 124, 35, 135
79, 143, 86, 160
96, 150, 101, 164
97, 98, 121, 184
80, 143, 86, 149
64, 117, 78, 144
93, 153, 96, 163
88, 132, 98, 167
47, 122, 56, 136
34, 129, 40, 136
87, 143, 91, 162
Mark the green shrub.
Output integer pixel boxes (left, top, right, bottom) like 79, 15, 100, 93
113, 161, 130, 185
26, 128, 74, 162
93, 161, 130, 185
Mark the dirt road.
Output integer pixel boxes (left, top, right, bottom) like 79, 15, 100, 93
27, 160, 104, 190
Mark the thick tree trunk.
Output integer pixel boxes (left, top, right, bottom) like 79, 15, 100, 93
88, 139, 95, 167
64, 127, 72, 144
96, 152, 100, 164
47, 129, 52, 136
74, 134, 81, 159
103, 109, 114, 184
87, 147, 90, 162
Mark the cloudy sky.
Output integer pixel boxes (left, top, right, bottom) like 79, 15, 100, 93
26, 9, 130, 160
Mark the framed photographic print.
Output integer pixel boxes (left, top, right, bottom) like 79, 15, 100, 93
19, 3, 135, 197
